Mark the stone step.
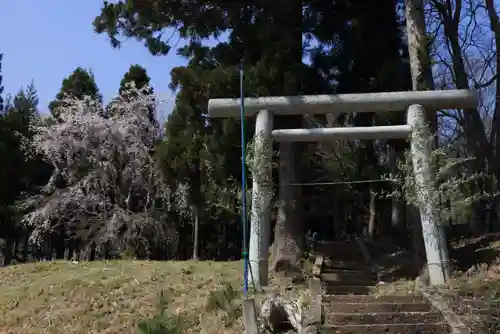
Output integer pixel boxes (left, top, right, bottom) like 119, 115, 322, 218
316, 242, 366, 260
323, 279, 377, 287
323, 294, 424, 303
325, 301, 432, 313
325, 311, 443, 325
321, 253, 366, 261
315, 241, 362, 253
321, 273, 377, 286
321, 270, 377, 281
323, 261, 371, 271
325, 285, 377, 295
320, 323, 450, 334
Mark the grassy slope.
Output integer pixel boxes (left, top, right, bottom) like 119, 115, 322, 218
6, 236, 497, 333
0, 260, 246, 334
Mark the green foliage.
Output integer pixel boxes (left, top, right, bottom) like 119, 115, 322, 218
0, 83, 49, 254
0, 53, 4, 113
136, 290, 186, 334
119, 64, 152, 95
108, 65, 155, 121
0, 84, 44, 202
380, 131, 499, 226
205, 284, 241, 325
92, 0, 415, 248
49, 67, 102, 118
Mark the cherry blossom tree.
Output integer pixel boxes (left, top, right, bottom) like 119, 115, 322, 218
20, 87, 180, 257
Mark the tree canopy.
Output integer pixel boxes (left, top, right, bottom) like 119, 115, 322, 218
49, 67, 102, 119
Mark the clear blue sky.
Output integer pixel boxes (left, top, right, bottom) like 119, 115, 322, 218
0, 0, 196, 115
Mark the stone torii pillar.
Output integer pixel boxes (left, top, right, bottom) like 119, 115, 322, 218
249, 109, 273, 287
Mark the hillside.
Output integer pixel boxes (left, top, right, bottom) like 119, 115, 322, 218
1, 235, 499, 333
0, 260, 247, 334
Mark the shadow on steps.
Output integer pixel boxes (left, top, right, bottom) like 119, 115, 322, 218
315, 241, 452, 333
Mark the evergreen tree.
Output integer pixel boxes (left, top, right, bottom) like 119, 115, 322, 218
0, 53, 4, 113
93, 0, 325, 268
49, 67, 102, 119
0, 83, 49, 264
107, 64, 155, 123
119, 64, 153, 96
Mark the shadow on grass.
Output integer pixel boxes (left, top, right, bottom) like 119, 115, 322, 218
449, 233, 500, 272
362, 233, 500, 284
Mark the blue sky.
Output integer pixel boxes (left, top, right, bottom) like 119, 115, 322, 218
0, 1, 193, 115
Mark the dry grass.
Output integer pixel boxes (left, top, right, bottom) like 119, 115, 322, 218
440, 236, 500, 332
438, 264, 500, 332
373, 279, 418, 296
0, 260, 311, 334
0, 260, 246, 334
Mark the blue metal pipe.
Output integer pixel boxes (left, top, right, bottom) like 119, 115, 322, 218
240, 63, 249, 297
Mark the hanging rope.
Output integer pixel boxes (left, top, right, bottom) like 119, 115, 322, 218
279, 178, 402, 186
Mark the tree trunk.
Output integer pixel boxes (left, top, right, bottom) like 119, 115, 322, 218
368, 190, 377, 239
271, 143, 304, 273
410, 204, 425, 270
3, 238, 13, 266
269, 0, 305, 274
55, 234, 65, 259
333, 200, 342, 241
23, 233, 29, 262
405, 0, 438, 135
13, 238, 18, 262
192, 205, 199, 261
484, 0, 500, 231
389, 146, 404, 229
68, 244, 74, 261
90, 242, 96, 261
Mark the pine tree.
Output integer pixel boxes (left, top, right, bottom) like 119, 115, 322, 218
49, 67, 102, 119
0, 53, 4, 113
107, 65, 156, 123
0, 82, 50, 264
119, 64, 153, 96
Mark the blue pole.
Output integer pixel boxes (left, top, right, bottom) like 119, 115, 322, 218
240, 62, 249, 297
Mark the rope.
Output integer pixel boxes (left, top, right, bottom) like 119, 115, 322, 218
280, 178, 402, 186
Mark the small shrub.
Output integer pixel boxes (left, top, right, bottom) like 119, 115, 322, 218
206, 283, 242, 325
120, 247, 138, 260
136, 290, 185, 334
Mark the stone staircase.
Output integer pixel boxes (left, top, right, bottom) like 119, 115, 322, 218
313, 241, 451, 333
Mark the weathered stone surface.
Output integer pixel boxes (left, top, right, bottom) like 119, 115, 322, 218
261, 297, 303, 333
326, 301, 431, 313
321, 273, 376, 286
313, 255, 324, 277
323, 294, 424, 303
320, 323, 450, 333
325, 311, 443, 325
320, 270, 377, 281
324, 285, 376, 295
309, 277, 322, 295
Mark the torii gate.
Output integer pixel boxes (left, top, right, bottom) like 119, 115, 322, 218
208, 89, 478, 287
